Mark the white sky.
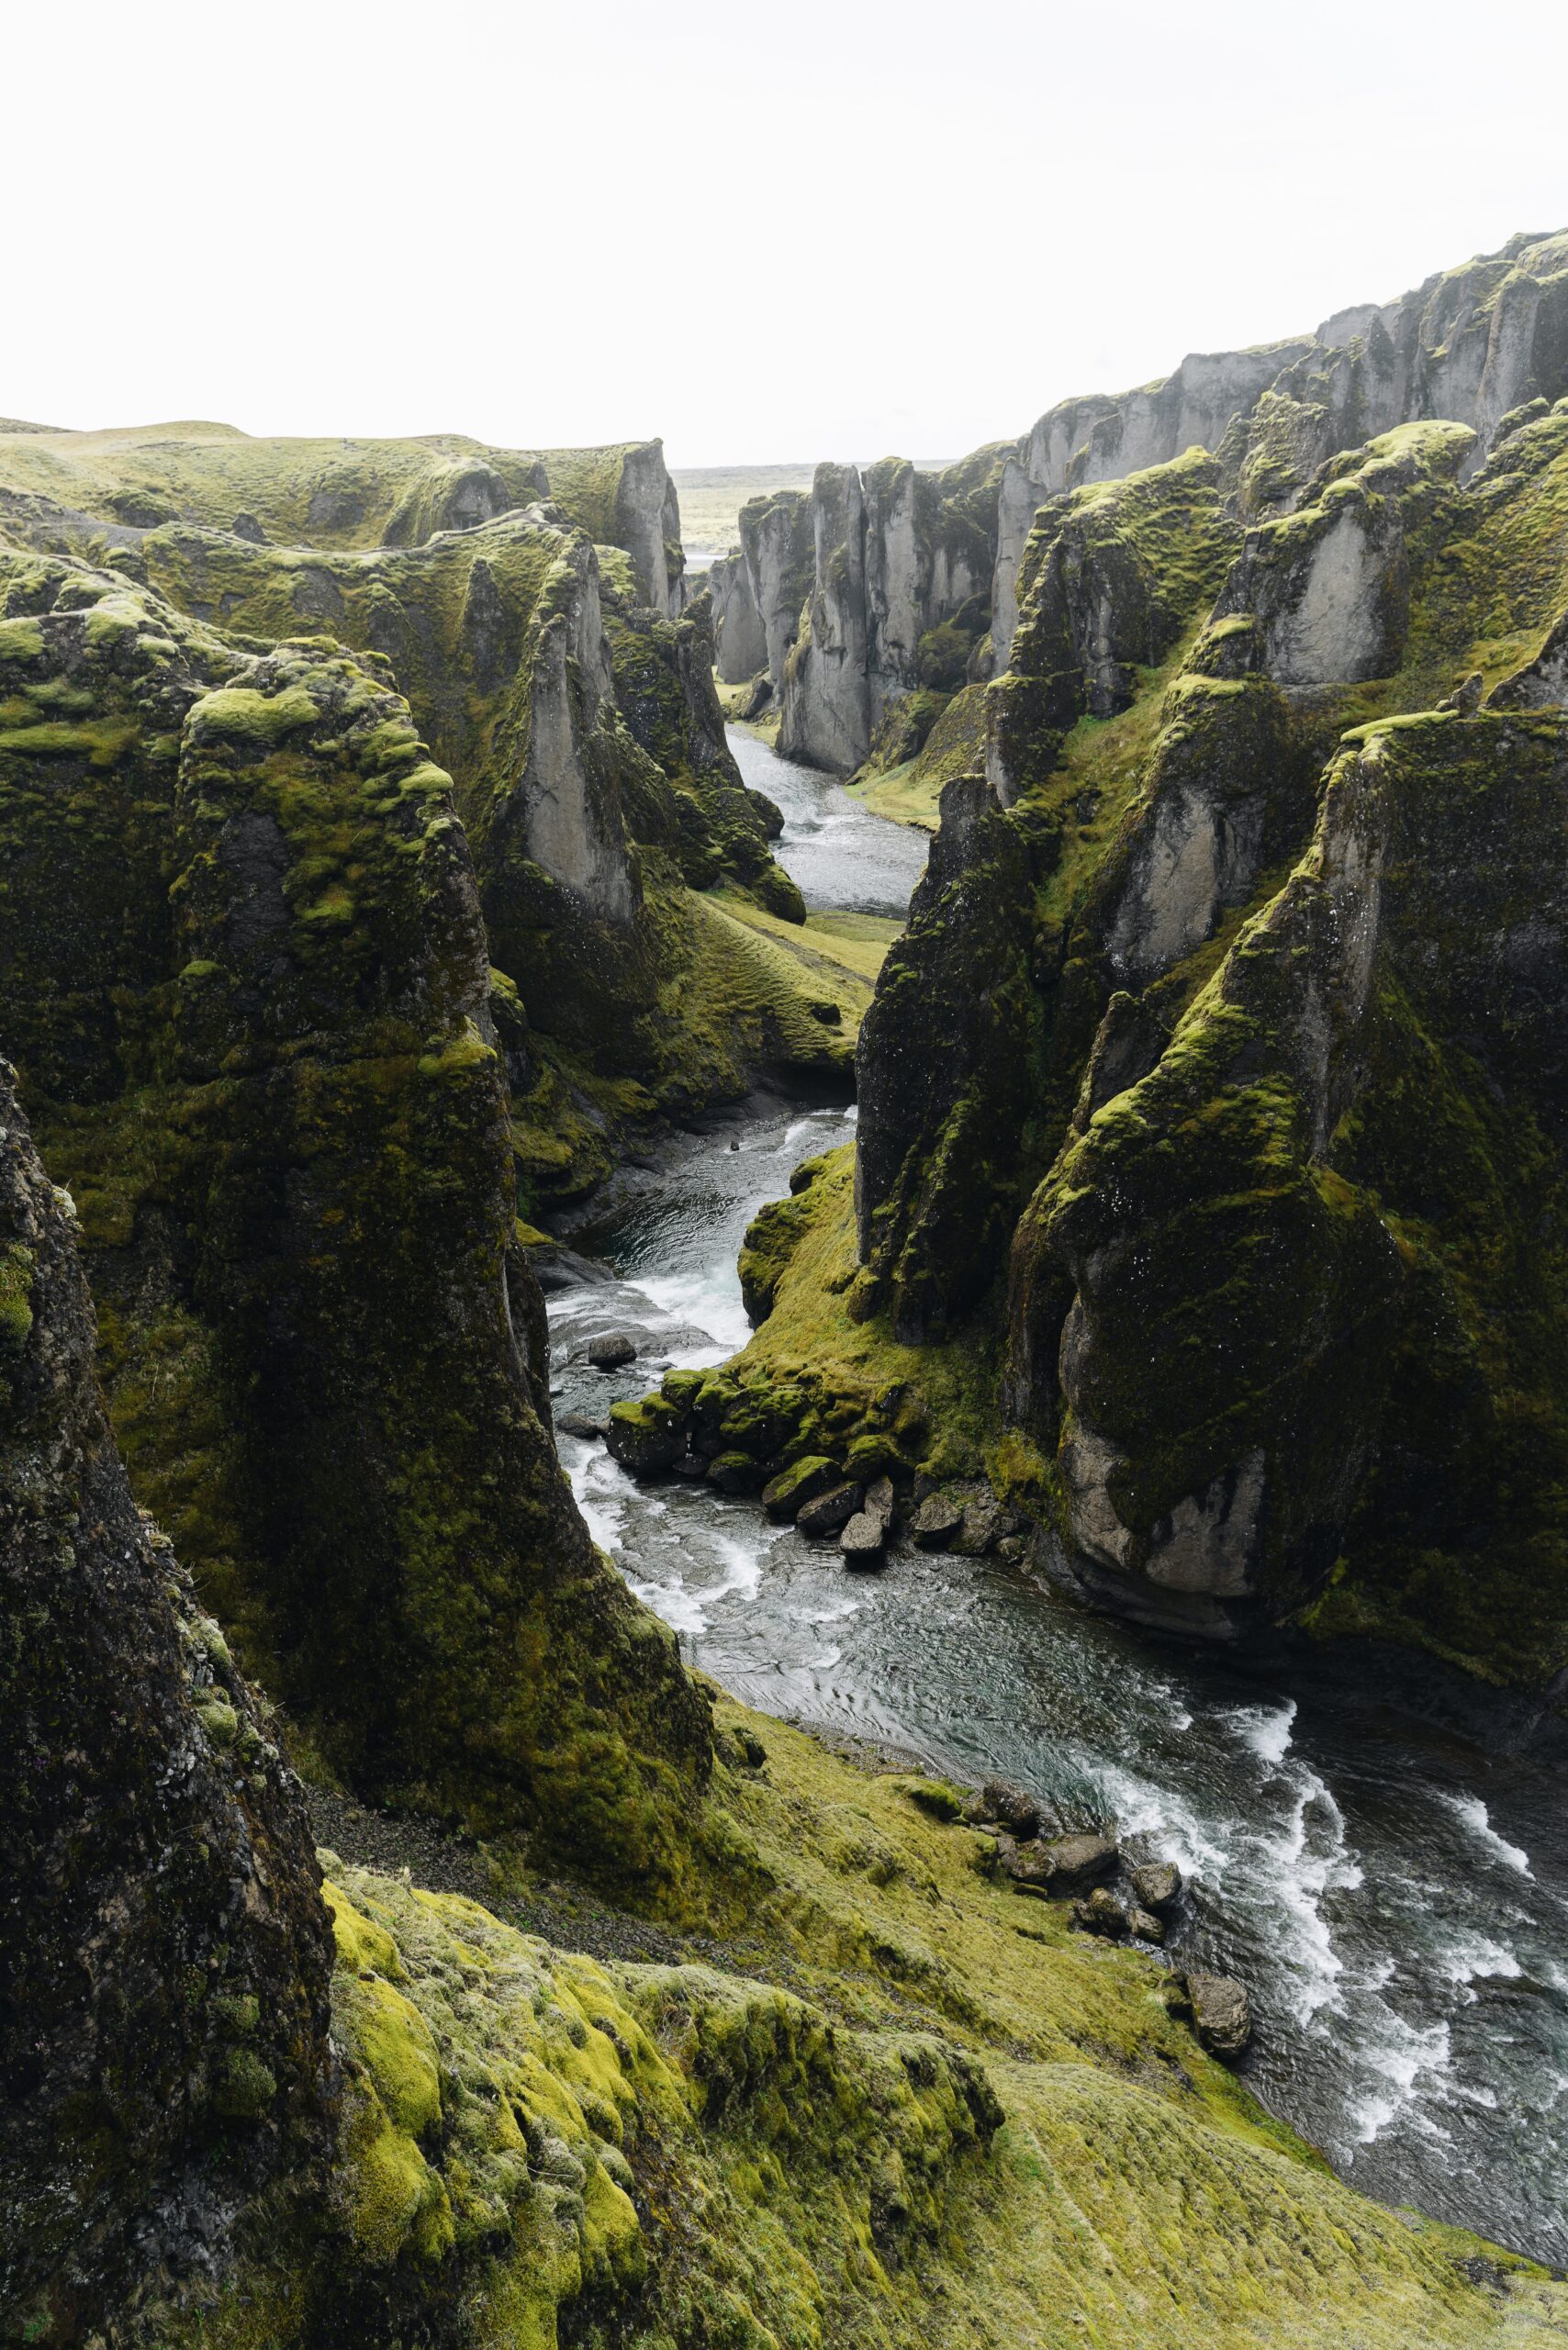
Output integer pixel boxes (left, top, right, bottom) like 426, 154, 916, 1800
9, 0, 1568, 468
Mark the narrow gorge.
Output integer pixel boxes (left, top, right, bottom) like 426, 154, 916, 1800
5, 222, 1568, 2350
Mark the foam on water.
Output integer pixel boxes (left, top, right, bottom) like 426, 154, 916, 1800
1442, 1793, 1534, 1877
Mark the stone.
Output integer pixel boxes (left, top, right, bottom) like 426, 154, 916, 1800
1128, 1861, 1183, 1914
980, 1778, 1043, 1837
911, 1492, 966, 1549
556, 1411, 606, 1441
1002, 1832, 1118, 1898
588, 1331, 638, 1370
1071, 1887, 1130, 1939
796, 1481, 862, 1536
841, 1510, 890, 1564
708, 1449, 763, 1495
760, 1455, 841, 1521
864, 1474, 897, 1533
1126, 1907, 1165, 1944
954, 1494, 1005, 1555
1184, 1973, 1252, 2060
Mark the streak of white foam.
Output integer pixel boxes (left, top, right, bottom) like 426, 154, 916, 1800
1225, 1698, 1298, 1769
1442, 1793, 1533, 1878
1437, 1929, 1523, 2000
1252, 1765, 1359, 2020
1349, 2013, 1451, 2145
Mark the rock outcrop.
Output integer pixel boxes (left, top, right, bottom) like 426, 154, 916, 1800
0, 558, 712, 1859
774, 379, 1568, 1684
0, 1063, 332, 2345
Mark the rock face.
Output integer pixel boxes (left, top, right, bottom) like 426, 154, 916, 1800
827, 372, 1568, 1681
0, 1065, 332, 2345
710, 547, 767, 683
737, 486, 817, 690
0, 561, 711, 1862
778, 458, 995, 773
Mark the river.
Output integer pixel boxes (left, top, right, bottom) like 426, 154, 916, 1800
545, 724, 1568, 2266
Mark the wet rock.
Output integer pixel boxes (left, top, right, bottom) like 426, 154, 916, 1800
1071, 1887, 1130, 1938
980, 1779, 1043, 1838
864, 1474, 897, 1536
996, 1535, 1027, 1566
1182, 1972, 1252, 2060
606, 1394, 687, 1477
841, 1510, 890, 1566
588, 1331, 639, 1370
1126, 1907, 1165, 1944
1001, 1831, 1118, 1898
708, 1449, 763, 1495
954, 1494, 1005, 1556
1128, 1860, 1183, 1914
761, 1455, 841, 1521
911, 1492, 966, 1550
798, 1481, 862, 1536
556, 1411, 606, 1441
673, 1452, 710, 1480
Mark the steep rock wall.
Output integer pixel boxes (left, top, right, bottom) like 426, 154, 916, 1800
0, 562, 712, 1858
0, 1064, 332, 2346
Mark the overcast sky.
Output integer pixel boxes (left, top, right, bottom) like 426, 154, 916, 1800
11, 0, 1568, 467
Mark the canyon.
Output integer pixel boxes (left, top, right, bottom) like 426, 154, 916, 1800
4, 224, 1568, 2350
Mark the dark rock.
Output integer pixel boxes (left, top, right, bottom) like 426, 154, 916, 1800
797, 1481, 862, 1536
996, 1535, 1027, 1565
230, 509, 268, 543
1071, 1887, 1130, 1938
841, 1510, 890, 1565
1126, 1907, 1165, 1943
980, 1778, 1043, 1837
739, 671, 772, 721
0, 1065, 332, 2338
1128, 1860, 1183, 1914
911, 1492, 965, 1549
864, 1474, 897, 1535
673, 1451, 710, 1479
708, 1449, 764, 1494
1183, 1972, 1252, 2059
954, 1494, 1005, 1555
588, 1331, 638, 1370
556, 1411, 607, 1441
1001, 1831, 1118, 1898
761, 1454, 841, 1521
606, 1395, 687, 1477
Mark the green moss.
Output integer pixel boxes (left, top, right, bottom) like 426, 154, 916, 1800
0, 1237, 34, 1353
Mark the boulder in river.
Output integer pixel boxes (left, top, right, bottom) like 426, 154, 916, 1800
1128, 1860, 1183, 1914
708, 1449, 764, 1494
1001, 1830, 1118, 1897
761, 1455, 841, 1521
841, 1511, 890, 1566
556, 1411, 607, 1441
798, 1481, 862, 1536
607, 1394, 687, 1476
588, 1331, 639, 1370
953, 1493, 1005, 1555
979, 1778, 1043, 1837
1071, 1887, 1131, 1939
911, 1492, 966, 1549
1126, 1906, 1165, 1944
1182, 1973, 1253, 2060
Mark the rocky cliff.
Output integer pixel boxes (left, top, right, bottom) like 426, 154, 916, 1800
0, 1062, 333, 2345
751, 231, 1568, 773
0, 551, 711, 1860
733, 383, 1568, 1687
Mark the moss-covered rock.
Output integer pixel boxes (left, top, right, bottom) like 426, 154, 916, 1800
0, 1062, 332, 2346
0, 563, 711, 1865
